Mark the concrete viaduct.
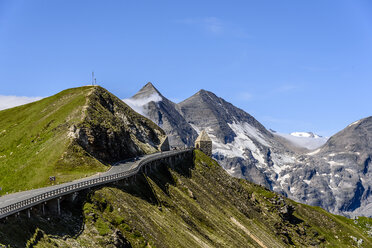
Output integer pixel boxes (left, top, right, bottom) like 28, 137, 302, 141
0, 148, 193, 220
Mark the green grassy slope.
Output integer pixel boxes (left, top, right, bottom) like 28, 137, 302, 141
0, 86, 165, 195
0, 86, 106, 194
4, 150, 368, 247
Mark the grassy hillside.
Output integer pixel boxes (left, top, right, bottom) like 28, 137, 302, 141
1, 150, 370, 247
0, 86, 166, 195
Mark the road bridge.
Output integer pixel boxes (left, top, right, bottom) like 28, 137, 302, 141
0, 148, 193, 220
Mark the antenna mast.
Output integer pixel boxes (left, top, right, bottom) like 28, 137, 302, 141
92, 71, 95, 85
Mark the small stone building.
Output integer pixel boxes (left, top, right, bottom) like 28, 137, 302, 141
195, 130, 212, 156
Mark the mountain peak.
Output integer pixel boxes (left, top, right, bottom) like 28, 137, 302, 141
144, 82, 156, 90
320, 115, 372, 155
124, 83, 198, 147
132, 82, 162, 99
123, 83, 163, 117
196, 89, 213, 96
185, 89, 219, 103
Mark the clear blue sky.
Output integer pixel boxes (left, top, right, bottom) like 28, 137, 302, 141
0, 0, 371, 136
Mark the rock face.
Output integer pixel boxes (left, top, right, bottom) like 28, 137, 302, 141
123, 83, 198, 148
316, 117, 372, 216
177, 89, 297, 190
178, 89, 274, 144
74, 87, 166, 162
74, 86, 167, 163
125, 83, 372, 217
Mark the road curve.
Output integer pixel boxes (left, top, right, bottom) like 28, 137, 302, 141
0, 149, 193, 219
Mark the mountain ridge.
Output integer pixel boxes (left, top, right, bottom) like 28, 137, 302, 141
0, 85, 166, 195
126, 83, 372, 217
123, 83, 198, 147
0, 85, 371, 247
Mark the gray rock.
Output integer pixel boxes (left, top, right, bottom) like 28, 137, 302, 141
125, 83, 372, 217
124, 83, 198, 148
76, 86, 166, 163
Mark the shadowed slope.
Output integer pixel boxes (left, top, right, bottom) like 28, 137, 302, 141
15, 150, 371, 248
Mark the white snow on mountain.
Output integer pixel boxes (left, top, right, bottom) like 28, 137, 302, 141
123, 92, 162, 116
290, 132, 322, 138
230, 122, 271, 147
206, 121, 298, 183
125, 83, 372, 217
307, 148, 321, 155
206, 121, 268, 164
348, 120, 361, 127
274, 131, 328, 150
189, 123, 201, 134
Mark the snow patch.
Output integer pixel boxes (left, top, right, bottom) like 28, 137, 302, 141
328, 161, 344, 166
272, 164, 282, 174
307, 149, 321, 156
278, 173, 290, 187
328, 151, 360, 157
271, 155, 294, 177
291, 132, 321, 138
303, 179, 311, 185
276, 132, 328, 150
290, 186, 297, 194
229, 122, 271, 147
226, 167, 238, 175
189, 123, 201, 134
348, 120, 361, 127
208, 121, 268, 165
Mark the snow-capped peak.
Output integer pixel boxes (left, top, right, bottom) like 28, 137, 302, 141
274, 131, 328, 150
290, 132, 322, 138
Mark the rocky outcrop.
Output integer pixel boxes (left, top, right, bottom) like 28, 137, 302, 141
315, 116, 372, 216
123, 83, 198, 148
178, 89, 274, 144
74, 86, 167, 163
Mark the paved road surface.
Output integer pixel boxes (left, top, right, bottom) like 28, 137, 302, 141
0, 149, 191, 218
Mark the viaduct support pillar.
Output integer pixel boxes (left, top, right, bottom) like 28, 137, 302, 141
57, 198, 61, 215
